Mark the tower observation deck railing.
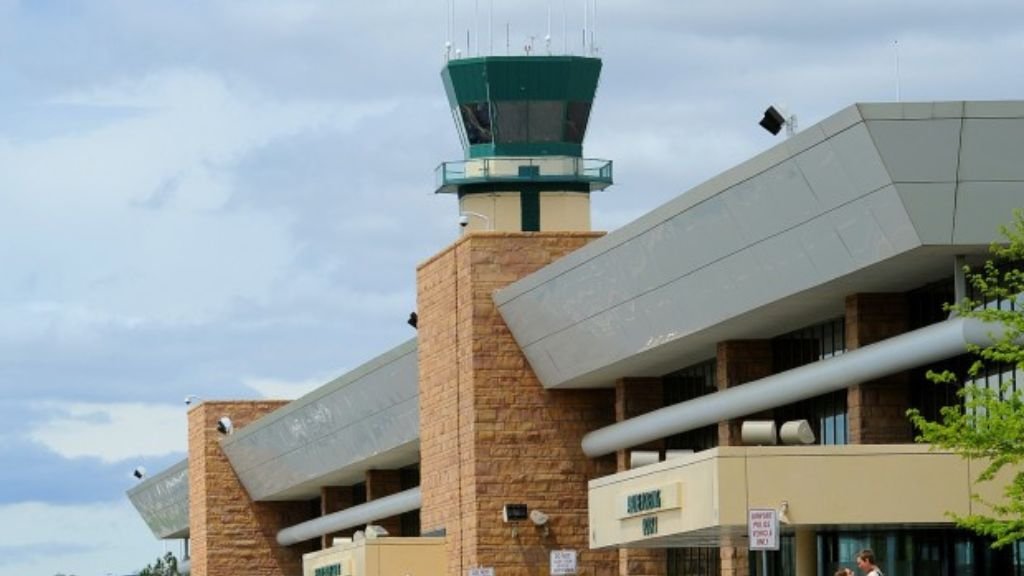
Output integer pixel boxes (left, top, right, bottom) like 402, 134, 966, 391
434, 157, 612, 194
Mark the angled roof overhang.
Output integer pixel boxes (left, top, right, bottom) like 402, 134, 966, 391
496, 101, 1024, 388
126, 458, 190, 539
221, 338, 420, 501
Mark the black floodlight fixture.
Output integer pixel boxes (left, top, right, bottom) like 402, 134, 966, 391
407, 312, 418, 329
133, 466, 146, 480
216, 416, 234, 435
759, 105, 798, 137
759, 106, 786, 135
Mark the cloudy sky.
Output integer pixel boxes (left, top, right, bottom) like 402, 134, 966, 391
1, 1, 1023, 574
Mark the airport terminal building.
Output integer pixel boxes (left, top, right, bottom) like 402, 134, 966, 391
129, 55, 1024, 576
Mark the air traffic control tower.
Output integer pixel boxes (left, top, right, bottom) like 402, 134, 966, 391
435, 56, 612, 232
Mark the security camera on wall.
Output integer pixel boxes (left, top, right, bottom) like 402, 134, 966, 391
216, 416, 234, 435
458, 214, 469, 228
529, 509, 549, 526
529, 509, 551, 537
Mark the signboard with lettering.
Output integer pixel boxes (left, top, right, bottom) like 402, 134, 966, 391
314, 564, 342, 576
469, 568, 495, 576
550, 549, 577, 575
617, 483, 683, 518
747, 508, 779, 551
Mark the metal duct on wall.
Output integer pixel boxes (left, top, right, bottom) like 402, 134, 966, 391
276, 487, 422, 546
582, 317, 1004, 457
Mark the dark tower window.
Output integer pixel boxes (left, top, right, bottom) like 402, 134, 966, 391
494, 101, 528, 143
459, 103, 492, 144
529, 100, 565, 142
565, 101, 592, 143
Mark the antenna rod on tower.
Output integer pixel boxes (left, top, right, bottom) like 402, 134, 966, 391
592, 0, 597, 53
583, 0, 588, 54
894, 39, 902, 102
489, 0, 493, 55
562, 0, 568, 54
546, 1, 552, 54
474, 0, 479, 56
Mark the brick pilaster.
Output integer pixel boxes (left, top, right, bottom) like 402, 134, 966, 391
721, 547, 750, 576
715, 340, 774, 447
614, 377, 665, 471
365, 469, 403, 537
845, 293, 913, 444
613, 377, 667, 576
188, 401, 318, 576
716, 340, 772, 576
320, 486, 354, 549
417, 232, 618, 576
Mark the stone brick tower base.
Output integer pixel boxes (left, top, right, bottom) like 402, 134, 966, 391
188, 401, 318, 576
417, 232, 619, 576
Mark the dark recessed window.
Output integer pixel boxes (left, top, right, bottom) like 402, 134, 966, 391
494, 101, 528, 143
459, 103, 492, 144
529, 100, 564, 142
565, 101, 592, 143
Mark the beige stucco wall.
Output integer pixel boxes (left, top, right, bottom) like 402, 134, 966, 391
459, 191, 591, 232
460, 193, 521, 231
588, 444, 1001, 549
540, 192, 590, 230
302, 538, 446, 576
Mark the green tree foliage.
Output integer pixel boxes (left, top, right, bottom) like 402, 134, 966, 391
138, 551, 180, 576
908, 210, 1024, 548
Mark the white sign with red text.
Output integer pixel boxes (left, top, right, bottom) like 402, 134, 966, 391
550, 549, 577, 575
747, 508, 779, 551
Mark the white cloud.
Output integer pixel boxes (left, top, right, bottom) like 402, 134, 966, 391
243, 372, 343, 399
0, 499, 174, 576
0, 68, 397, 328
28, 402, 187, 463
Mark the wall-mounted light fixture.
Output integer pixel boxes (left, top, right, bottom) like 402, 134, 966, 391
364, 524, 389, 539
778, 500, 791, 524
779, 419, 815, 445
629, 450, 660, 469
741, 420, 777, 446
407, 312, 418, 329
133, 466, 146, 480
759, 105, 798, 137
665, 449, 694, 461
502, 503, 528, 538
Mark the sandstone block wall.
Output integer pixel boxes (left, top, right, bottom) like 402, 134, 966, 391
188, 400, 318, 576
845, 293, 913, 444
417, 232, 619, 576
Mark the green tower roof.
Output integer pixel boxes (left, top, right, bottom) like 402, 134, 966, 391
441, 56, 602, 158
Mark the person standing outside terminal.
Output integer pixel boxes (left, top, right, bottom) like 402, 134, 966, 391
835, 549, 884, 576
855, 548, 884, 576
